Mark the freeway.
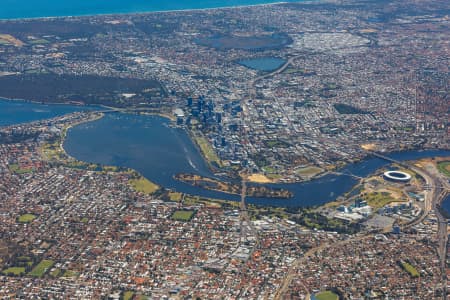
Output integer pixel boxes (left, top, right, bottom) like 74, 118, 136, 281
241, 53, 449, 298
237, 53, 303, 246
369, 152, 449, 298
274, 154, 449, 299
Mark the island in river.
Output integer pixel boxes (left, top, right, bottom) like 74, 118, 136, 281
174, 173, 293, 199
62, 112, 450, 207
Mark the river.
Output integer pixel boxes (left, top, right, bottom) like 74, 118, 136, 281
1, 98, 447, 208
63, 113, 450, 207
0, 98, 99, 127
441, 194, 450, 217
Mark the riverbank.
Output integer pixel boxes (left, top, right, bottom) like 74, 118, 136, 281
0, 97, 100, 128
58, 112, 105, 161
60, 112, 450, 207
0, 96, 88, 107
40, 112, 105, 163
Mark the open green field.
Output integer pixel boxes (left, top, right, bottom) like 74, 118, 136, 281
296, 166, 323, 178
18, 214, 36, 223
2, 267, 26, 276
181, 194, 237, 208
50, 268, 61, 277
61, 270, 78, 277
171, 210, 195, 221
9, 163, 33, 174
262, 166, 277, 173
261, 166, 282, 180
401, 261, 419, 278
266, 173, 282, 180
16, 256, 33, 267
362, 192, 401, 209
29, 259, 54, 277
129, 177, 159, 194
102, 165, 119, 172
438, 161, 450, 177
169, 192, 183, 202
315, 290, 339, 300
264, 139, 290, 148
123, 291, 135, 300
41, 142, 65, 161
193, 134, 222, 167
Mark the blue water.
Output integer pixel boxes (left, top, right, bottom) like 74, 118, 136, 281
0, 98, 99, 127
441, 194, 450, 217
238, 57, 286, 71
0, 0, 300, 20
63, 113, 450, 207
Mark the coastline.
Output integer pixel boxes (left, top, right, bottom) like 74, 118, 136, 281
0, 1, 297, 21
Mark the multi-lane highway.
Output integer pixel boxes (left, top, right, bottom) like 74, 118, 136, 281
274, 153, 449, 299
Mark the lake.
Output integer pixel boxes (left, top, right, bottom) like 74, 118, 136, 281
0, 98, 98, 127
63, 113, 450, 207
0, 0, 300, 20
238, 57, 286, 71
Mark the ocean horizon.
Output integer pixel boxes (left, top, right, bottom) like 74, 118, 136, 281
0, 0, 300, 20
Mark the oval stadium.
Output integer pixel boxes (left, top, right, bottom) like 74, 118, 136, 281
383, 170, 412, 182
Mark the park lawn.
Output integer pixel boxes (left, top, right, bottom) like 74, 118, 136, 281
266, 173, 282, 180
437, 161, 450, 177
9, 163, 33, 174
102, 165, 118, 172
17, 256, 31, 262
262, 166, 277, 174
50, 268, 61, 277
171, 210, 195, 221
169, 192, 183, 202
182, 195, 200, 206
18, 214, 36, 223
61, 270, 78, 277
29, 260, 54, 277
2, 267, 26, 276
123, 291, 134, 300
401, 261, 419, 278
362, 192, 401, 209
264, 139, 290, 148
315, 291, 339, 300
129, 177, 159, 194
17, 256, 33, 267
194, 134, 222, 167
41, 142, 65, 161
296, 166, 324, 178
